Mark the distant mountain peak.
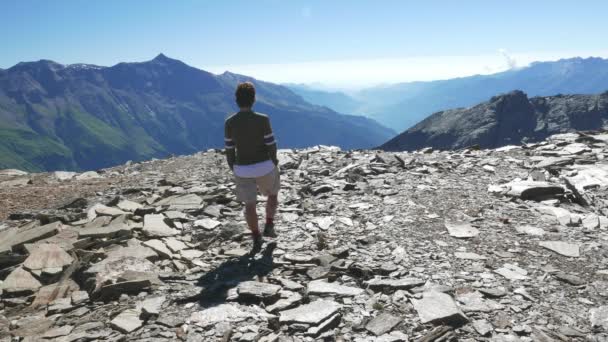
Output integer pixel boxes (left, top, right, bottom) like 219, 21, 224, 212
149, 53, 182, 66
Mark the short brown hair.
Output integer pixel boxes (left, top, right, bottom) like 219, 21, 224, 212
235, 82, 256, 108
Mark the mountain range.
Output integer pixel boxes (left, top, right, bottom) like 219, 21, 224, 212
380, 90, 608, 151
288, 57, 608, 130
0, 54, 394, 172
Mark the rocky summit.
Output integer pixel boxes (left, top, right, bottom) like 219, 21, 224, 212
1, 131, 608, 341
381, 90, 608, 152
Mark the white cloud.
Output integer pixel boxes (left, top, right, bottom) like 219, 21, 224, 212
202, 50, 608, 90
499, 48, 517, 69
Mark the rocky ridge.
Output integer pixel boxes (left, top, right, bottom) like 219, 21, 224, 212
1, 131, 608, 340
381, 90, 608, 152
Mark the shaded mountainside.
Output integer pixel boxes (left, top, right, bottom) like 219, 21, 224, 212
0, 54, 394, 172
381, 90, 608, 151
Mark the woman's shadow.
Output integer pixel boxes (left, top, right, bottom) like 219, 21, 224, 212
188, 241, 277, 307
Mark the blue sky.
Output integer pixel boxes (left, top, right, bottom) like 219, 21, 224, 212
2, 0, 607, 87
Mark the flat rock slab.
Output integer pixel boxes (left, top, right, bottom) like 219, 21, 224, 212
110, 309, 143, 333
78, 221, 132, 238
456, 291, 504, 312
117, 200, 143, 212
23, 243, 73, 275
536, 206, 581, 226
473, 319, 493, 336
366, 278, 425, 291
494, 264, 528, 281
143, 214, 179, 237
1, 267, 42, 294
194, 218, 221, 230
539, 241, 580, 257
515, 225, 545, 236
94, 205, 127, 217
42, 325, 73, 338
504, 181, 564, 200
266, 292, 303, 313
180, 249, 204, 260
366, 313, 401, 336
454, 252, 487, 260
279, 300, 342, 325
156, 194, 202, 210
314, 216, 335, 230
411, 291, 468, 326
76, 171, 102, 180
307, 280, 364, 297
590, 306, 608, 329
0, 221, 61, 254
164, 237, 188, 252
143, 239, 173, 258
190, 304, 273, 328
237, 281, 282, 299
445, 221, 479, 238
139, 295, 166, 316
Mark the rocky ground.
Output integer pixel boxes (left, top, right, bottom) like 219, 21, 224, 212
1, 132, 608, 341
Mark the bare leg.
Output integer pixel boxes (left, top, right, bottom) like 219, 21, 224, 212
266, 194, 278, 221
244, 202, 260, 236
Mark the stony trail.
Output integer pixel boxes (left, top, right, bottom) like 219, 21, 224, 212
1, 132, 608, 341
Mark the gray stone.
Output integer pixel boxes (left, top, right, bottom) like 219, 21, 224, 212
117, 200, 143, 212
536, 206, 581, 226
454, 252, 487, 260
110, 309, 143, 333
75, 171, 102, 180
306, 313, 341, 337
54, 171, 76, 181
455, 291, 504, 312
539, 241, 580, 257
307, 279, 364, 297
42, 324, 73, 338
590, 306, 608, 329
180, 249, 204, 260
1, 267, 42, 294
266, 291, 303, 313
156, 194, 202, 210
194, 218, 221, 230
95, 204, 127, 217
164, 237, 188, 252
71, 290, 90, 305
279, 300, 342, 324
22, 243, 74, 275
314, 216, 334, 230
0, 221, 61, 254
78, 216, 133, 238
504, 181, 564, 200
143, 214, 179, 237
143, 239, 173, 258
0, 168, 28, 176
237, 281, 281, 299
48, 297, 73, 314
366, 313, 401, 336
411, 291, 468, 325
445, 221, 479, 238
515, 225, 545, 236
139, 295, 166, 316
494, 264, 529, 280
189, 304, 271, 328
366, 277, 425, 291
472, 319, 493, 336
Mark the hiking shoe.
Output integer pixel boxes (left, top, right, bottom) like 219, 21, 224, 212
250, 233, 263, 255
263, 222, 277, 238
